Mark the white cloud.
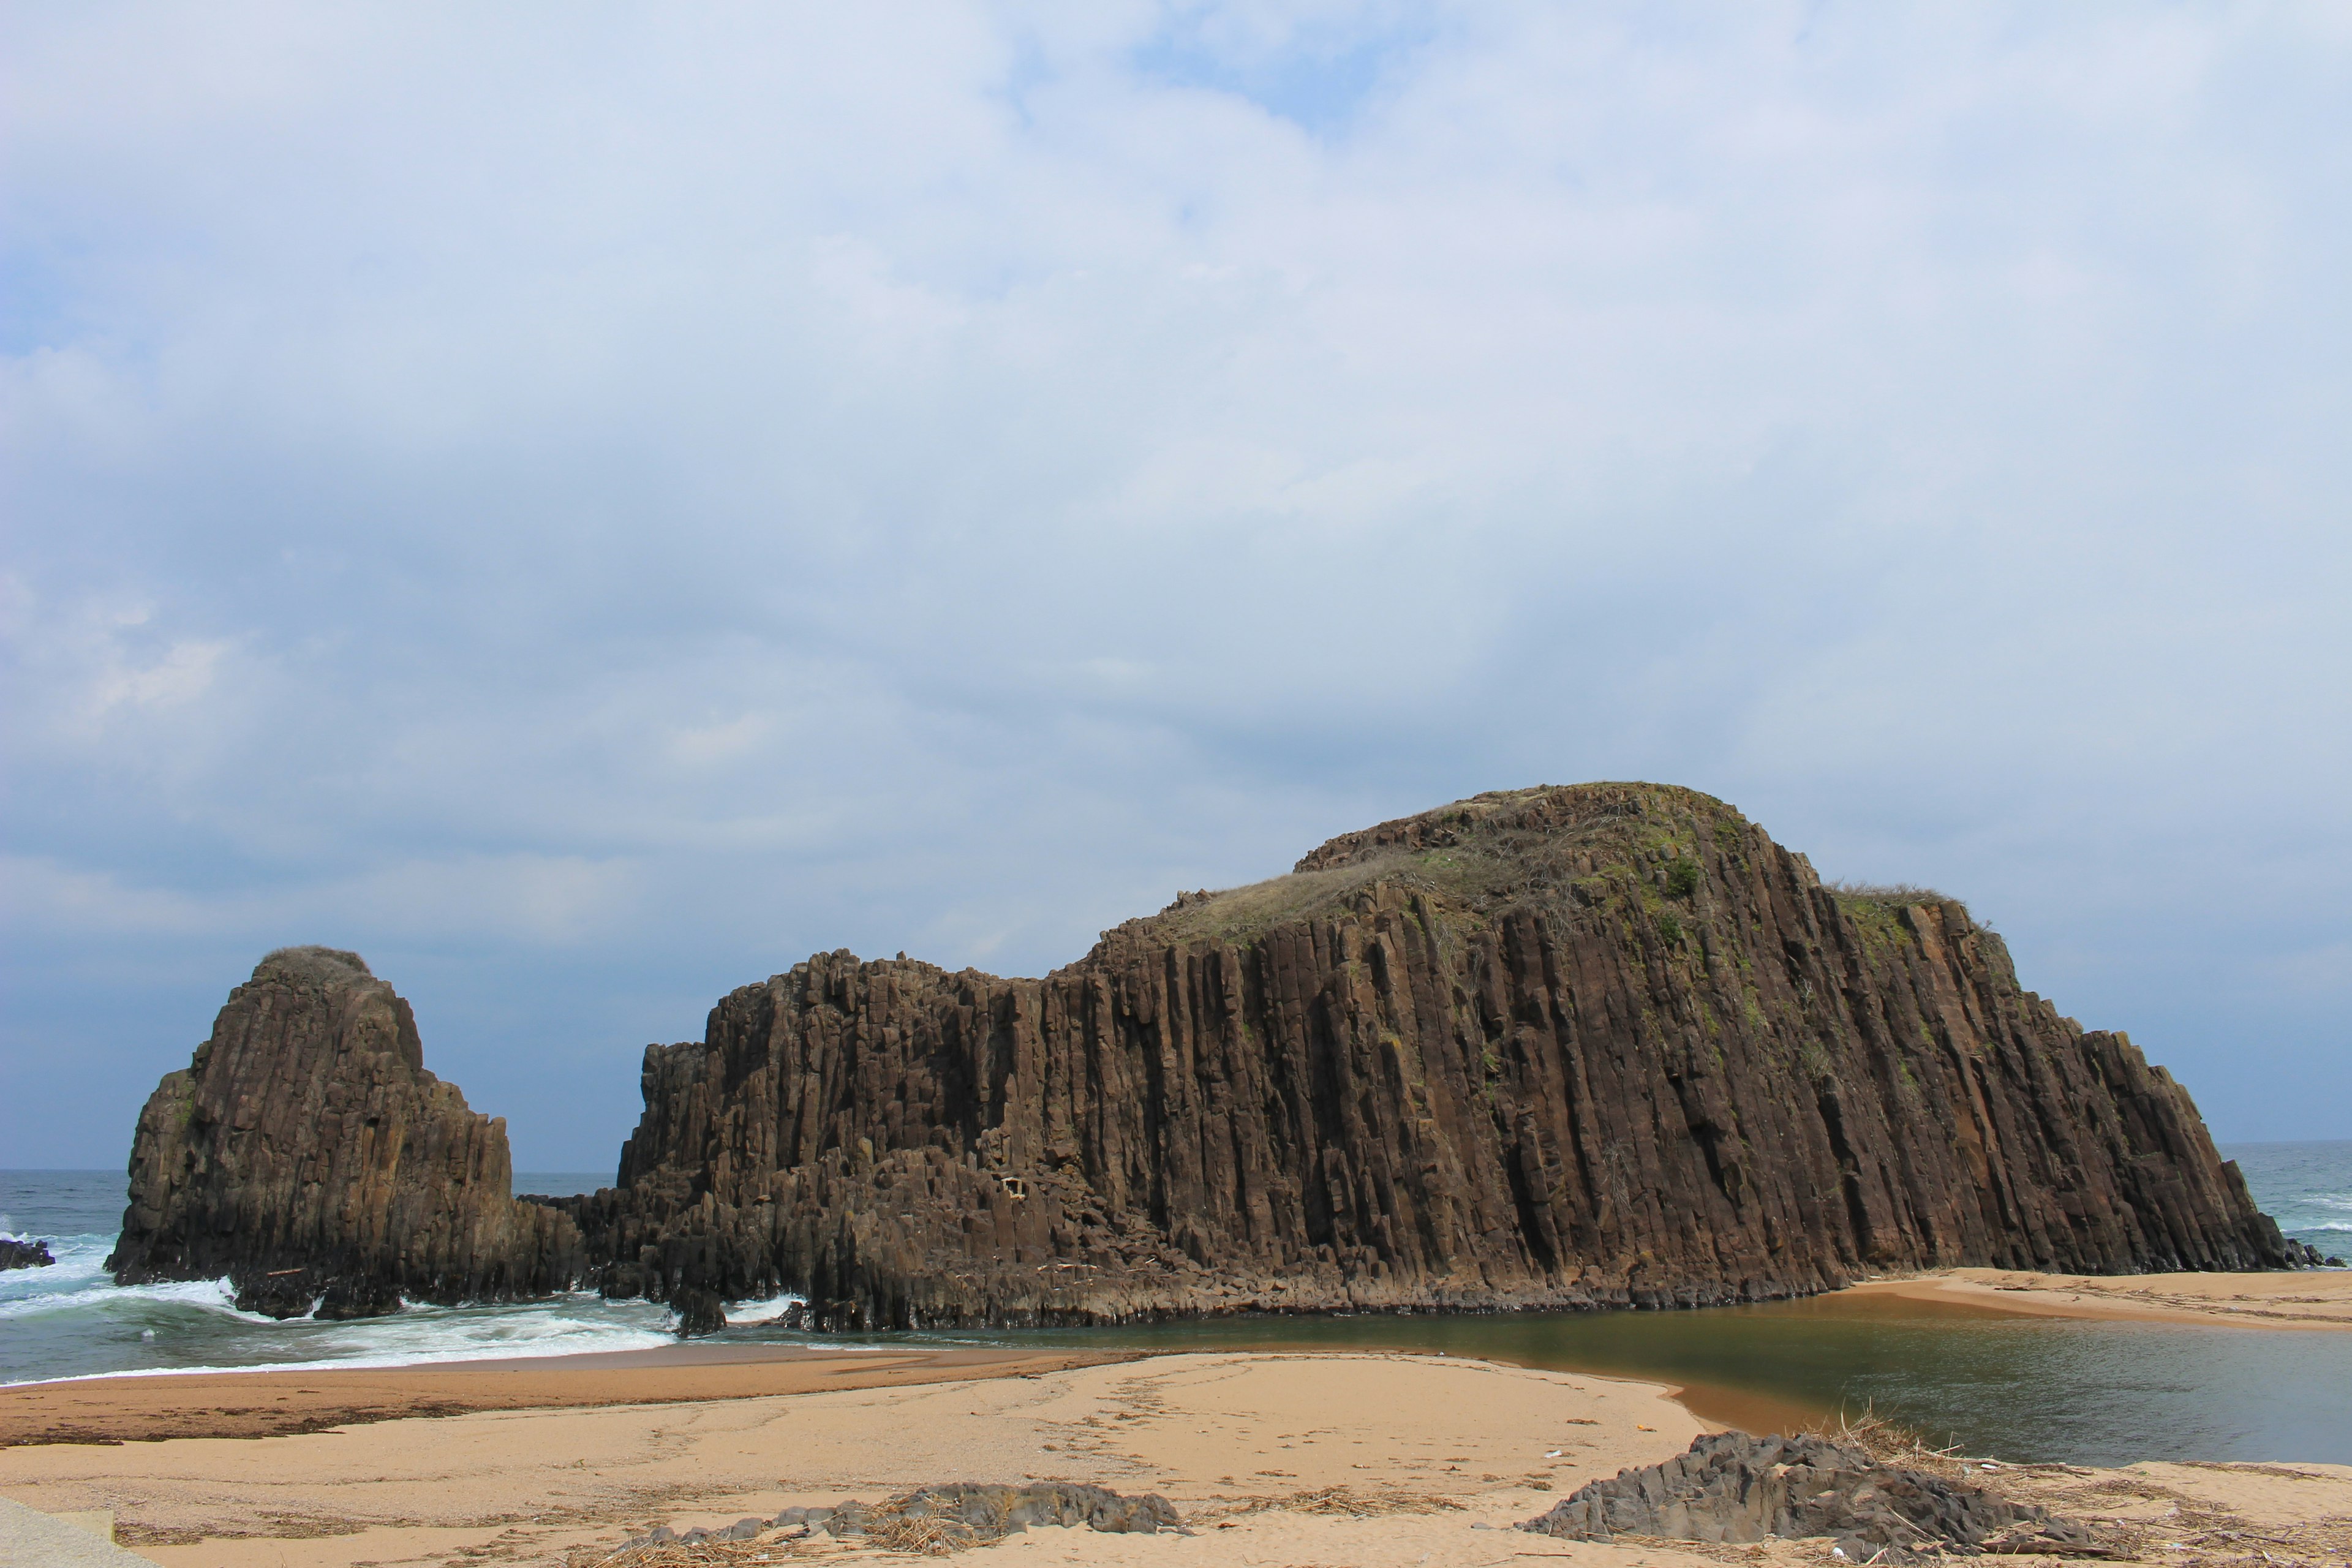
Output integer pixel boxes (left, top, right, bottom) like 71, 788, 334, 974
2, 1, 2348, 1158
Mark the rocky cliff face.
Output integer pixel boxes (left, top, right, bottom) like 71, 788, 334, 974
560, 783, 2301, 1327
110, 946, 581, 1318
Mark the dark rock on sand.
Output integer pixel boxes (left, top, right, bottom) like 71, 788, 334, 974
108, 947, 582, 1319
1521, 1431, 2104, 1561
557, 783, 2302, 1328
0, 1238, 56, 1270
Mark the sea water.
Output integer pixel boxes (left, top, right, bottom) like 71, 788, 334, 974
2230, 1140, 2352, 1259
4, 1146, 2348, 1464
0, 1172, 680, 1385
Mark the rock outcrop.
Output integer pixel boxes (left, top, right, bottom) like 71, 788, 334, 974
1, 1237, 56, 1270
558, 782, 2301, 1327
109, 946, 581, 1318
1519, 1431, 2101, 1560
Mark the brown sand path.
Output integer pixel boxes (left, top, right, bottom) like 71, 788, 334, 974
1842, 1265, 2352, 1329
0, 1345, 1139, 1447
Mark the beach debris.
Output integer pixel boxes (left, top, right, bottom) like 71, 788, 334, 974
1518, 1431, 2111, 1563
575, 1521, 793, 1566
825, 1483, 1182, 1547
604, 1483, 1183, 1559
1216, 1485, 1467, 1520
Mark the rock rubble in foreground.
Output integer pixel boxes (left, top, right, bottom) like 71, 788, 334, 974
615, 1483, 1183, 1555
1520, 1431, 2105, 1562
111, 784, 2311, 1324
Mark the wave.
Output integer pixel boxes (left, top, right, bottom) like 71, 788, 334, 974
725, 1289, 809, 1324
0, 1274, 279, 1326
4, 1291, 680, 1387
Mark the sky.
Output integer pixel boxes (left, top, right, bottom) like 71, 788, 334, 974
4, 1, 2348, 1171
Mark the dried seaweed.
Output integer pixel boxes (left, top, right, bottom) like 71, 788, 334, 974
1215, 1484, 1468, 1519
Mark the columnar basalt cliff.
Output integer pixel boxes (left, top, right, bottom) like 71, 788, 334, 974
116, 788, 2306, 1328
557, 783, 2304, 1327
110, 946, 582, 1318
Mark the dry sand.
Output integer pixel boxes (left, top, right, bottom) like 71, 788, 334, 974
4, 1347, 2348, 1568
1843, 1266, 2352, 1330
2, 1351, 1709, 1567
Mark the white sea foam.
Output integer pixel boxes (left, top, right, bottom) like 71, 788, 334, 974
2, 1223, 849, 1387
0, 1274, 276, 1325
725, 1289, 808, 1324
7, 1292, 680, 1386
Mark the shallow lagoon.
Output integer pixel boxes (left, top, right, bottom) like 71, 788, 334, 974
799, 1291, 2352, 1468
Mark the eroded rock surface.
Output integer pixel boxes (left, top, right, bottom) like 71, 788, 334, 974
109, 947, 581, 1318
0, 1238, 56, 1270
1520, 1431, 2103, 1561
559, 783, 2299, 1327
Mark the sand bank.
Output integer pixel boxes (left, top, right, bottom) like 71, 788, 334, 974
0, 1351, 1701, 1566
6, 1348, 2350, 1568
0, 1345, 1140, 1448
1844, 1265, 2352, 1329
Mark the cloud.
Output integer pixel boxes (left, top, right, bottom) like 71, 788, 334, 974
2, 1, 2348, 1162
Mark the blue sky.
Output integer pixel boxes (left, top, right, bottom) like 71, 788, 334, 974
4, 2, 2348, 1169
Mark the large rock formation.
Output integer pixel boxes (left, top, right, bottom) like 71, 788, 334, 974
110, 946, 581, 1318
557, 783, 2304, 1327
115, 786, 2304, 1328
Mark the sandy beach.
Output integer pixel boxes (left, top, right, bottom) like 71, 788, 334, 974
4, 1269, 2350, 1568
0, 1346, 1143, 1449
1845, 1266, 2352, 1330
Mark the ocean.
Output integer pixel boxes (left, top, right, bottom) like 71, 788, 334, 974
4, 1143, 2348, 1465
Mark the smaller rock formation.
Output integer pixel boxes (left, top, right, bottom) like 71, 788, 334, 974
109, 947, 582, 1319
0, 1237, 56, 1270
1521, 1433, 2103, 1561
